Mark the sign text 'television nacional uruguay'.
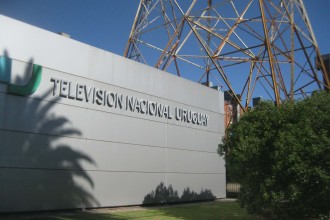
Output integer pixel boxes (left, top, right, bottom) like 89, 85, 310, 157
50, 77, 209, 126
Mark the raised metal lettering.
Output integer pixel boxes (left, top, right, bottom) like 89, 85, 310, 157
76, 84, 84, 101
50, 77, 60, 96
60, 80, 69, 98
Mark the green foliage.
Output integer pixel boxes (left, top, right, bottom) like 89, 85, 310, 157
218, 92, 330, 219
143, 182, 216, 204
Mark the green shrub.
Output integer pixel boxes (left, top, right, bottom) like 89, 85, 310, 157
218, 92, 330, 219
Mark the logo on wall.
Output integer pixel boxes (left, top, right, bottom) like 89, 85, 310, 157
0, 56, 42, 96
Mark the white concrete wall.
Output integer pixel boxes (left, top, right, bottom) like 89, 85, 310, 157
0, 15, 225, 212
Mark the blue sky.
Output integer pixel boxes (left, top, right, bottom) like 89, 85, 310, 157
0, 0, 329, 103
0, 0, 139, 55
1, 0, 329, 56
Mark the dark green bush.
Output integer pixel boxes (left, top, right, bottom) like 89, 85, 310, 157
219, 92, 330, 219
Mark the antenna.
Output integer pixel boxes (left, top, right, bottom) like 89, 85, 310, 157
125, 0, 329, 111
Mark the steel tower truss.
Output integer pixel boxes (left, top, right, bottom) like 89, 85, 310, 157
124, 0, 329, 111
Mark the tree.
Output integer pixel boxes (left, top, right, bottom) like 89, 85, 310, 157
218, 92, 330, 219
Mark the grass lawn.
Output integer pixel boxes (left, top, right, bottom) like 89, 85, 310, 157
0, 201, 264, 220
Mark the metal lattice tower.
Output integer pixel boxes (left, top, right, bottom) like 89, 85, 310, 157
124, 0, 329, 111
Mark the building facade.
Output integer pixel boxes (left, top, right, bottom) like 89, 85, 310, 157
0, 15, 225, 212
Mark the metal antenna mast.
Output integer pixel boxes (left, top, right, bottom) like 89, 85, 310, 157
124, 0, 329, 111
